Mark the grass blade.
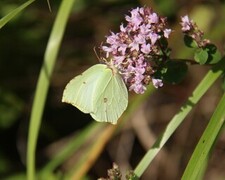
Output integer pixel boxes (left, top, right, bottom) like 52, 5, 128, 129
0, 0, 34, 29
41, 122, 102, 173
26, 0, 75, 179
134, 59, 225, 178
182, 92, 225, 180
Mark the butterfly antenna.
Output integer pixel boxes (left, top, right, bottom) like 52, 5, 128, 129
94, 46, 103, 63
46, 0, 52, 12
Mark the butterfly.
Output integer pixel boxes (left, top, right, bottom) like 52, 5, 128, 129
62, 64, 128, 124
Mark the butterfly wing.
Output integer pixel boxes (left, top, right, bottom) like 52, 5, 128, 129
90, 69, 128, 124
62, 64, 107, 113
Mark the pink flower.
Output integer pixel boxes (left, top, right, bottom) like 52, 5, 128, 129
106, 32, 118, 44
113, 56, 125, 65
180, 15, 210, 48
180, 15, 193, 32
139, 24, 151, 35
101, 7, 169, 94
149, 12, 159, 24
129, 82, 146, 94
118, 43, 127, 55
120, 24, 126, 32
164, 29, 172, 38
129, 40, 140, 51
134, 34, 146, 44
149, 32, 159, 45
152, 78, 163, 88
141, 43, 151, 54
125, 8, 143, 27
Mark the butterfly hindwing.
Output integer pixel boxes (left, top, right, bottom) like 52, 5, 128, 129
91, 68, 128, 124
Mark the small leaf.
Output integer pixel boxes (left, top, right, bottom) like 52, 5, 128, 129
184, 35, 198, 48
159, 60, 188, 84
194, 48, 208, 64
205, 44, 222, 64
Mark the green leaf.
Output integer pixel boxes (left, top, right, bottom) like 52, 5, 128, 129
159, 37, 169, 49
205, 44, 222, 64
0, 0, 34, 29
182, 92, 225, 180
184, 35, 198, 48
159, 60, 188, 84
194, 48, 208, 64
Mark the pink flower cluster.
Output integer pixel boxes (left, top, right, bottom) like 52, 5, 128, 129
102, 7, 171, 94
180, 15, 210, 47
180, 15, 194, 32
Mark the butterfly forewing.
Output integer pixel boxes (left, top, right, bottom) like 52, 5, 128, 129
62, 64, 107, 113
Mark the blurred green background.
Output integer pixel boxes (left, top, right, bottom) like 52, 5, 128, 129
0, 0, 225, 179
